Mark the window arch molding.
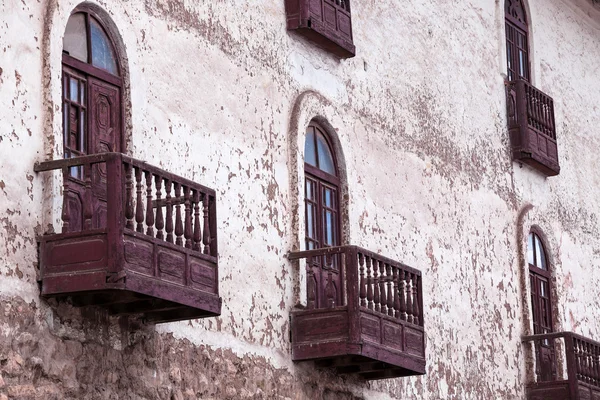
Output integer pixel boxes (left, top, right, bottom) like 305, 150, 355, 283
41, 2, 132, 234
287, 91, 350, 307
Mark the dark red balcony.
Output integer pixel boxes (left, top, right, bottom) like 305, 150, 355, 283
523, 332, 600, 400
34, 153, 221, 323
285, 0, 355, 58
506, 79, 560, 176
288, 246, 425, 380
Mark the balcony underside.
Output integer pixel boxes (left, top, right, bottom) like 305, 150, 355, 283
291, 306, 425, 380
39, 229, 221, 323
527, 380, 600, 400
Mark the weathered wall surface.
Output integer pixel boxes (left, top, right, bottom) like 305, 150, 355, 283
1, 0, 600, 398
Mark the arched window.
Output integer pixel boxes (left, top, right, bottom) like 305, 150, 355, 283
303, 122, 342, 308
505, 0, 530, 81
527, 231, 555, 381
304, 123, 340, 251
61, 8, 123, 230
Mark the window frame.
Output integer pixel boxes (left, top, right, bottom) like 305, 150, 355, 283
304, 123, 341, 252
505, 0, 530, 82
528, 231, 554, 336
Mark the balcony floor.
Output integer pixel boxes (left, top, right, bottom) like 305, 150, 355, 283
39, 229, 221, 323
291, 306, 426, 380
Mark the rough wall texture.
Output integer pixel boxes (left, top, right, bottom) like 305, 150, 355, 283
1, 0, 600, 399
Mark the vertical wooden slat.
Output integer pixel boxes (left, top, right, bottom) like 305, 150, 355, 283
165, 179, 173, 243
193, 190, 201, 251
413, 273, 420, 326
145, 171, 154, 236
155, 175, 164, 240
124, 162, 134, 230
61, 167, 71, 233
366, 256, 374, 310
406, 273, 414, 324
393, 267, 400, 319
174, 183, 183, 246
183, 186, 192, 249
386, 264, 394, 317
359, 253, 366, 307
373, 258, 380, 312
399, 269, 406, 321
83, 163, 93, 230
135, 167, 144, 233
379, 261, 386, 315
203, 193, 211, 255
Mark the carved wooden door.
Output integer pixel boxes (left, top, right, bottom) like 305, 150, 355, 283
61, 10, 122, 233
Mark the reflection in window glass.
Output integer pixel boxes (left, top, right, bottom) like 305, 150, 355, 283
90, 18, 119, 75
305, 129, 317, 166
63, 13, 88, 63
316, 133, 335, 175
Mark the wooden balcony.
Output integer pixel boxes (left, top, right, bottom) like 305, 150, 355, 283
506, 79, 560, 176
288, 246, 425, 380
34, 153, 221, 323
285, 0, 355, 58
523, 332, 600, 400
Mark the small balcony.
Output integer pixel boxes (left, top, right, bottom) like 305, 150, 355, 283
285, 0, 355, 58
506, 79, 560, 176
523, 332, 600, 400
288, 246, 425, 380
34, 152, 221, 323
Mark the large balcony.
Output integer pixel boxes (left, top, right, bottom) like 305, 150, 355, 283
523, 332, 600, 400
506, 79, 560, 176
35, 153, 221, 323
288, 246, 425, 380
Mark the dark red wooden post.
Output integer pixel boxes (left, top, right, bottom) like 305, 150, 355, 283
346, 247, 360, 345
565, 333, 579, 400
106, 153, 124, 275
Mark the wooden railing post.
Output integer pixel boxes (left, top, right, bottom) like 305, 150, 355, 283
346, 246, 360, 344
565, 333, 579, 400
61, 167, 71, 233
107, 153, 125, 275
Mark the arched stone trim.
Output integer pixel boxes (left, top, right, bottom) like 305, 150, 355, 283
40, 1, 133, 234
288, 90, 350, 307
516, 204, 564, 383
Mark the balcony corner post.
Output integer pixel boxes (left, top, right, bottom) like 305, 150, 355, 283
346, 246, 361, 344
565, 332, 579, 400
106, 153, 125, 275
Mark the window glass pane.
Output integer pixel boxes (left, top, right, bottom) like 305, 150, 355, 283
324, 188, 332, 207
518, 50, 526, 78
316, 133, 335, 175
305, 129, 317, 166
306, 179, 314, 200
79, 81, 85, 104
527, 233, 534, 265
307, 204, 314, 239
70, 77, 79, 101
324, 211, 333, 245
535, 235, 547, 270
90, 18, 119, 75
63, 13, 88, 63
80, 110, 86, 151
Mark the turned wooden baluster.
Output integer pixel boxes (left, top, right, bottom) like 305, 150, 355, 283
183, 186, 192, 249
155, 175, 164, 240
165, 180, 174, 243
145, 171, 154, 236
202, 194, 211, 255
135, 167, 144, 233
83, 164, 93, 230
413, 274, 421, 325
406, 273, 414, 324
192, 190, 201, 251
386, 264, 394, 317
399, 269, 407, 321
124, 163, 134, 230
366, 257, 374, 310
393, 267, 400, 318
379, 261, 387, 314
359, 253, 367, 307
574, 339, 582, 381
174, 183, 183, 246
373, 259, 380, 312
61, 167, 71, 233
594, 344, 600, 386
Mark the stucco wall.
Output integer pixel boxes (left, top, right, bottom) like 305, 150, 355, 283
1, 0, 600, 398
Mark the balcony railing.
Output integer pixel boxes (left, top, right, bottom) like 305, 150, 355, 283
506, 79, 560, 176
523, 331, 600, 400
34, 152, 221, 323
289, 246, 425, 380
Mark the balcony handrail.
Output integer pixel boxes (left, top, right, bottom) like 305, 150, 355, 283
34, 152, 218, 258
289, 245, 424, 327
522, 330, 600, 389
